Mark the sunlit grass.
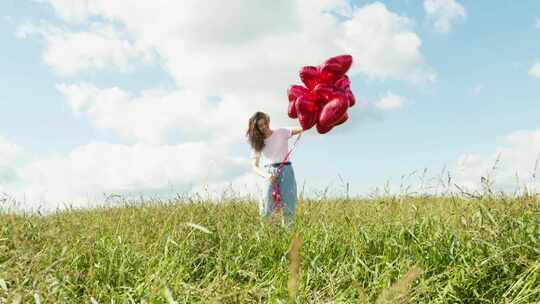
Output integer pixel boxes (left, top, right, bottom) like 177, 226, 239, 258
1, 194, 539, 303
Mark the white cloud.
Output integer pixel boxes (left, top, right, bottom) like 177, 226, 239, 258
4, 141, 249, 212
375, 91, 405, 110
452, 129, 540, 193
529, 62, 540, 78
536, 19, 540, 29
34, 0, 434, 87
17, 22, 153, 76
424, 0, 466, 33
56, 83, 261, 144
56, 82, 100, 113
341, 3, 436, 83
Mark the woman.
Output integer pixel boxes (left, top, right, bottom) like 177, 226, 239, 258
246, 112, 303, 224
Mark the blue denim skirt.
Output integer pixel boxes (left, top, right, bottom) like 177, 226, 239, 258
259, 163, 298, 217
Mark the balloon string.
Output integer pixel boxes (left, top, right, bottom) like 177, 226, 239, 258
272, 130, 303, 217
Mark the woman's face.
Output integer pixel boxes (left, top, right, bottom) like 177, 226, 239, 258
257, 117, 271, 135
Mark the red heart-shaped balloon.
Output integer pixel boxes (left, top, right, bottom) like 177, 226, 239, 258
324, 54, 352, 75
313, 83, 337, 103
334, 75, 350, 90
319, 63, 343, 83
333, 112, 348, 127
296, 92, 318, 130
296, 91, 317, 109
346, 89, 355, 107
287, 85, 308, 102
299, 66, 320, 90
316, 121, 333, 134
288, 99, 298, 118
298, 111, 317, 130
318, 93, 348, 128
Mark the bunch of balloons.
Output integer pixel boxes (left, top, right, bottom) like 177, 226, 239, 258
287, 54, 355, 134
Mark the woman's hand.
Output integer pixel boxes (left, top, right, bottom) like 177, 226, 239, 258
269, 175, 277, 185
291, 127, 303, 136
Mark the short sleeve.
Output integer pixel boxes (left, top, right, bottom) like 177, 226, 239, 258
283, 127, 292, 139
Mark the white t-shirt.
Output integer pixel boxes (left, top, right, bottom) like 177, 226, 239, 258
251, 128, 293, 166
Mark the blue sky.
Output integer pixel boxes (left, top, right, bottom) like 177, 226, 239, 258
1, 0, 540, 211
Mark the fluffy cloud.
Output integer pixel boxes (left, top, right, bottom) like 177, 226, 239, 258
341, 3, 435, 82
424, 0, 466, 33
56, 83, 267, 144
3, 140, 249, 212
30, 1, 434, 86
452, 129, 540, 193
529, 62, 540, 78
17, 22, 153, 76
375, 91, 405, 110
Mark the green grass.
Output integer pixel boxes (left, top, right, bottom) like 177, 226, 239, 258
1, 195, 539, 303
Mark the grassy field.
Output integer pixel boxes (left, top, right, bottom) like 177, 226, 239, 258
1, 194, 539, 303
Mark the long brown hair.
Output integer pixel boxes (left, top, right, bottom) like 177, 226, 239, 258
246, 112, 269, 152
